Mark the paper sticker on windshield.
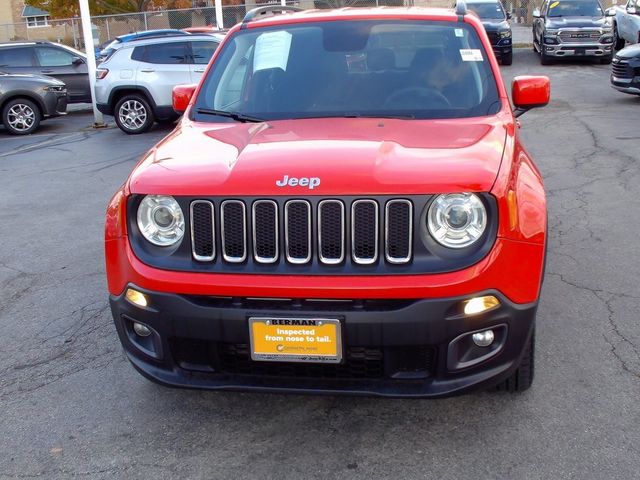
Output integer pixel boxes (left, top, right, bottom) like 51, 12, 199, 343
549, 1, 560, 8
254, 31, 292, 72
460, 49, 484, 62
455, 28, 464, 37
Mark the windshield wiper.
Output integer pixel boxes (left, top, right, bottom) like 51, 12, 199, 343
195, 108, 265, 123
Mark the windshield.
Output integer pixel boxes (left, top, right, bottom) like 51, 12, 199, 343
194, 20, 501, 122
468, 3, 507, 20
547, 0, 603, 17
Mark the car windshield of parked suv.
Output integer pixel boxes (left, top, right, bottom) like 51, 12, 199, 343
547, 0, 603, 17
194, 20, 501, 122
468, 2, 507, 19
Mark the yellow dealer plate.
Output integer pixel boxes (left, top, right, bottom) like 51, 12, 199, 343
249, 317, 342, 363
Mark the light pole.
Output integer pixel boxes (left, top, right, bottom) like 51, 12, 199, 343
78, 0, 105, 127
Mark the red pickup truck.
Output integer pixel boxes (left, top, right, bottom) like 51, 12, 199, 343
105, 5, 550, 397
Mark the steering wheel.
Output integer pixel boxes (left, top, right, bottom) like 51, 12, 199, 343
383, 87, 452, 110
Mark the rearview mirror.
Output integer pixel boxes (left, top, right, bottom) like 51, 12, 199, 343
532, 8, 541, 18
512, 76, 550, 117
72, 56, 85, 65
172, 84, 197, 114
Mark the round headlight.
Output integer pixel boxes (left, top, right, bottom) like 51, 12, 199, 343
137, 195, 185, 246
427, 193, 487, 249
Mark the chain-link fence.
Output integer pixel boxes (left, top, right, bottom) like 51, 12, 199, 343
0, 0, 619, 49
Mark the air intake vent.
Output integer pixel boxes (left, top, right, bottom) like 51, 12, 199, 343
221, 200, 247, 263
190, 200, 215, 261
318, 200, 345, 264
385, 200, 412, 264
252, 200, 278, 263
352, 200, 379, 264
285, 200, 311, 264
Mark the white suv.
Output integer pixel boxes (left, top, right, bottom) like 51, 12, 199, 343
95, 34, 224, 134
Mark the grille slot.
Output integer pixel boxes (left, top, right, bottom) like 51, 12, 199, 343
221, 200, 247, 263
252, 200, 278, 263
318, 200, 345, 264
352, 200, 379, 264
285, 200, 312, 264
385, 200, 412, 264
190, 200, 215, 261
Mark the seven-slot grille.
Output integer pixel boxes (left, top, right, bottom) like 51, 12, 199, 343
612, 58, 632, 79
190, 198, 413, 266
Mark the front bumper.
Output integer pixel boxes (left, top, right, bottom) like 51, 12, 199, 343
542, 42, 612, 57
110, 286, 537, 397
42, 91, 68, 117
611, 76, 640, 95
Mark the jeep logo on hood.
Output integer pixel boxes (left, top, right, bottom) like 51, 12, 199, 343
276, 175, 321, 190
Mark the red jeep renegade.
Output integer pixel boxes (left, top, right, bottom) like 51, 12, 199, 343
105, 4, 550, 397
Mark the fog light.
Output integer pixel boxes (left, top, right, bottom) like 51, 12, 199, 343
133, 322, 152, 337
463, 295, 500, 315
472, 329, 495, 347
125, 288, 148, 308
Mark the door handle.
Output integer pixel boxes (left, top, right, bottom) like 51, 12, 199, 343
41, 69, 54, 73
140, 69, 155, 73
194, 68, 206, 73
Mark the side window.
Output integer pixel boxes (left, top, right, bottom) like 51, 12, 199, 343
0, 47, 36, 67
191, 41, 219, 65
141, 42, 189, 64
35, 47, 74, 67
131, 46, 145, 62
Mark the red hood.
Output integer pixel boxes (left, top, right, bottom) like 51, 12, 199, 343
128, 117, 509, 196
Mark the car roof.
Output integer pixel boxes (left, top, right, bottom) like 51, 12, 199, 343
115, 29, 190, 42
120, 33, 224, 48
239, 7, 460, 29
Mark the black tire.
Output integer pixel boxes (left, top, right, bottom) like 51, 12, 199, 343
114, 94, 154, 134
502, 51, 513, 66
1, 97, 41, 135
495, 329, 535, 393
600, 54, 613, 65
613, 24, 625, 51
540, 49, 553, 65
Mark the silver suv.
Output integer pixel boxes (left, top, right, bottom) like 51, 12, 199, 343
95, 34, 224, 134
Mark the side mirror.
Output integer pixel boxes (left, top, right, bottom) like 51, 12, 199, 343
605, 7, 616, 16
532, 8, 541, 18
512, 75, 550, 117
72, 56, 85, 65
506, 12, 513, 19
627, 6, 637, 14
172, 84, 197, 114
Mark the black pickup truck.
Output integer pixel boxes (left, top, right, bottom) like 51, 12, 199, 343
533, 0, 615, 64
462, 0, 513, 65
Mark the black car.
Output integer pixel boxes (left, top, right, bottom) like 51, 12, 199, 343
532, 0, 615, 65
611, 43, 640, 95
464, 0, 513, 65
0, 73, 67, 135
0, 41, 91, 103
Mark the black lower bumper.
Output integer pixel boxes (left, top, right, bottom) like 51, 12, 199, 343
110, 287, 537, 398
611, 76, 640, 96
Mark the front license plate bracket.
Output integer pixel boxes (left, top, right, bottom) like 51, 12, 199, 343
249, 317, 342, 364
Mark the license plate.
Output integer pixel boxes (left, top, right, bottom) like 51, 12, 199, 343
575, 48, 586, 55
249, 317, 342, 363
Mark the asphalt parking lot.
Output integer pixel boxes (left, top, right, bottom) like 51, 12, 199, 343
1, 49, 639, 479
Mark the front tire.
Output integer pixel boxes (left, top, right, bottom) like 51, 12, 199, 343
600, 54, 613, 65
495, 328, 535, 393
114, 94, 154, 134
2, 98, 41, 135
540, 48, 553, 65
501, 50, 513, 66
613, 24, 625, 51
